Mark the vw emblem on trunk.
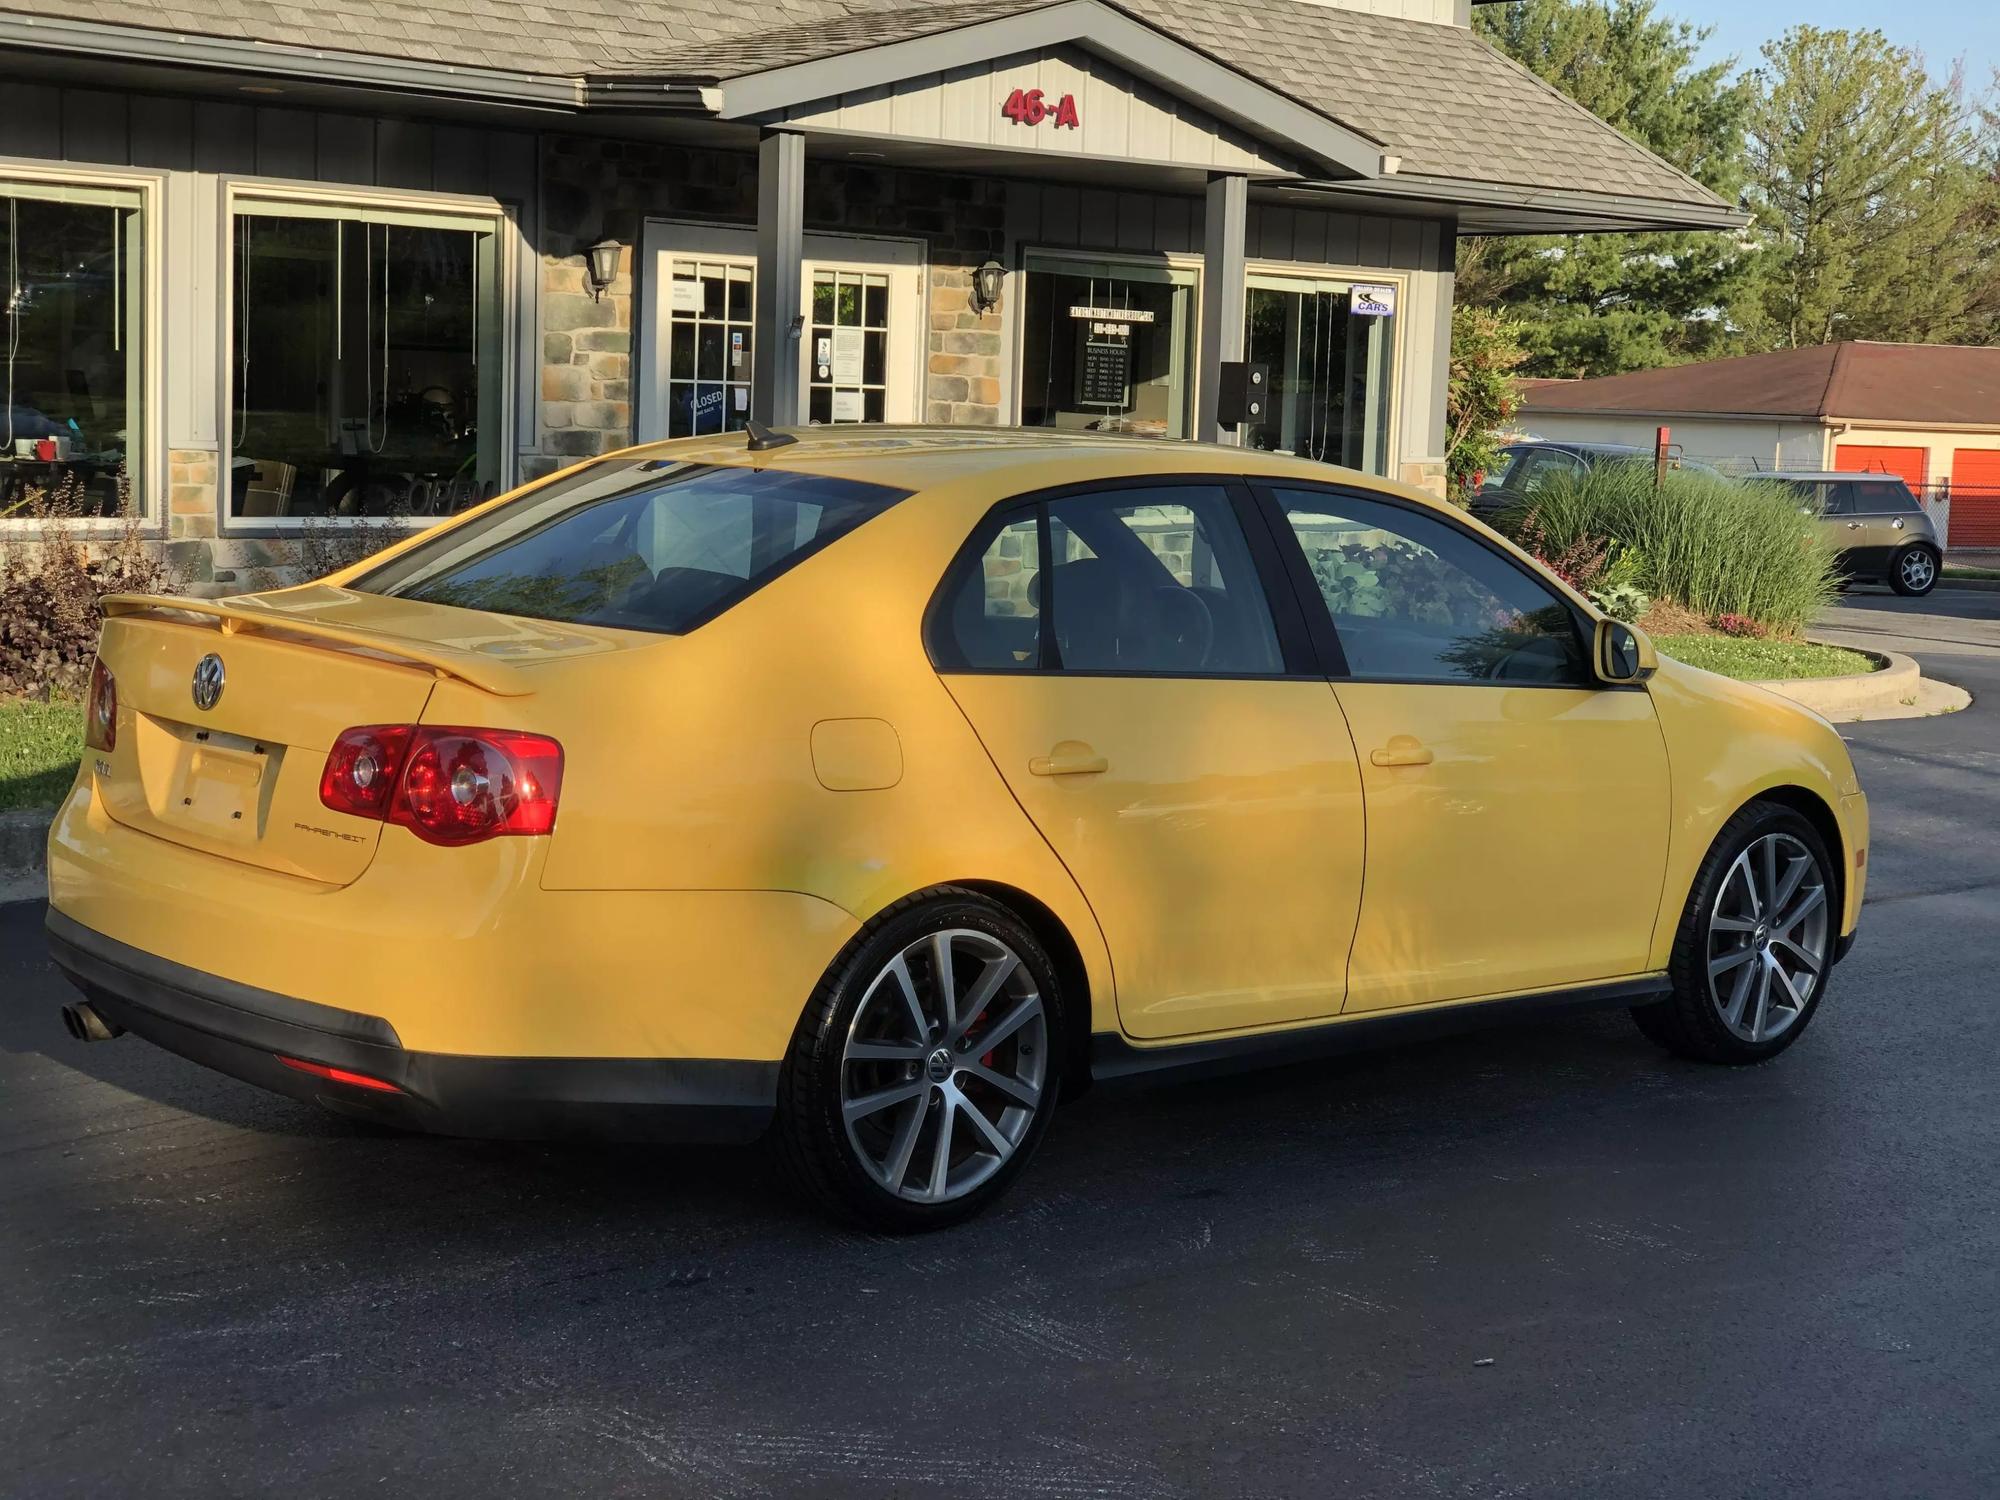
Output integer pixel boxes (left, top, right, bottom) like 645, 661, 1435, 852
191, 653, 226, 712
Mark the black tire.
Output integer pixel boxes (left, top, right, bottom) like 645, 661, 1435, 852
1631, 801, 1839, 1064
1889, 544, 1940, 597
774, 887, 1066, 1232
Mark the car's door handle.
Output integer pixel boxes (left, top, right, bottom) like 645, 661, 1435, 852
1370, 736, 1434, 768
1029, 741, 1109, 777
1847, 521, 1863, 529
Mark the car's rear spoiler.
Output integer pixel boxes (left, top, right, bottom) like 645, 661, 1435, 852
100, 594, 536, 698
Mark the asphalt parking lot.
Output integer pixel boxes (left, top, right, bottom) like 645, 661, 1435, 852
4, 588, 1997, 1498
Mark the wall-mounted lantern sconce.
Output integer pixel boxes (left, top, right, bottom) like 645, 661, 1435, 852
970, 258, 1005, 316
584, 239, 621, 302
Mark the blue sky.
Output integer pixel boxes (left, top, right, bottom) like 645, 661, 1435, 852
1679, 1, 1998, 86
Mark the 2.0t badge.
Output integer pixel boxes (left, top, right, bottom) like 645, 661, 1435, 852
191, 653, 226, 711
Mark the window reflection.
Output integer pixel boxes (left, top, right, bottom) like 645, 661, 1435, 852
1, 179, 145, 520
230, 207, 501, 520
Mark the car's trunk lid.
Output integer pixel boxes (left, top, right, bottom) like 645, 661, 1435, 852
90, 587, 626, 885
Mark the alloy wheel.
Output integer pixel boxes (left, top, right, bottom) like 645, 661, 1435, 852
839, 929, 1047, 1204
1705, 832, 1830, 1044
1900, 549, 1936, 591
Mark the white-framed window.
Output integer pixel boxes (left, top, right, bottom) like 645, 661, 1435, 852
225, 190, 508, 525
2, 170, 152, 523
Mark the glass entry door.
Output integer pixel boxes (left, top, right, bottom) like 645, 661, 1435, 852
637, 225, 922, 441
806, 267, 892, 425
1019, 254, 1196, 439
1243, 275, 1396, 474
660, 256, 755, 439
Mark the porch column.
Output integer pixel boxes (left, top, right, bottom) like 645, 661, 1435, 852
752, 129, 806, 427
1195, 172, 1248, 445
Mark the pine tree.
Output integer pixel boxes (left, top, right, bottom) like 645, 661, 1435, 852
1464, 0, 1759, 379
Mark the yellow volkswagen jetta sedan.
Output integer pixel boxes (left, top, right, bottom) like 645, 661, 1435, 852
47, 428, 1867, 1230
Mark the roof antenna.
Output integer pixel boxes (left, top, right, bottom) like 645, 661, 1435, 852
744, 418, 797, 451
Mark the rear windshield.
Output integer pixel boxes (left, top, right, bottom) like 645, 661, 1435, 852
353, 460, 907, 634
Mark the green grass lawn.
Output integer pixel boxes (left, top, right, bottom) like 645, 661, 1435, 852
1657, 634, 1877, 682
0, 697, 83, 812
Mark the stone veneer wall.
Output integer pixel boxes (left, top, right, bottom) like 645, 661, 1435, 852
532, 136, 1008, 477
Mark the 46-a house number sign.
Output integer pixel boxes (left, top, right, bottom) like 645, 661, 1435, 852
1001, 88, 1081, 129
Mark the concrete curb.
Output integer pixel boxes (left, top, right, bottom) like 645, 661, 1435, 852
1753, 646, 1966, 723
1939, 576, 2000, 592
0, 807, 52, 906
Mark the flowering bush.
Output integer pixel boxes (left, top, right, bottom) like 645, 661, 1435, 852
1712, 612, 1768, 638
1, 476, 179, 699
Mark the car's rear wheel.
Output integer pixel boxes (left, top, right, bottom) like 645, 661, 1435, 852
775, 889, 1064, 1231
1631, 802, 1837, 1064
1890, 544, 1939, 596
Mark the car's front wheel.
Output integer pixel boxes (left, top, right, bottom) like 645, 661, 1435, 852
1632, 802, 1838, 1064
775, 889, 1065, 1231
1890, 544, 1940, 596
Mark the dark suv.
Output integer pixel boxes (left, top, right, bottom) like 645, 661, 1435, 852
1471, 442, 1718, 521
1765, 471, 1942, 597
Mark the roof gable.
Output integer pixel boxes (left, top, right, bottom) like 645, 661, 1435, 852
2, 0, 1740, 227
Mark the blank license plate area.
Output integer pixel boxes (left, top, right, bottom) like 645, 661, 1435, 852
157, 724, 281, 843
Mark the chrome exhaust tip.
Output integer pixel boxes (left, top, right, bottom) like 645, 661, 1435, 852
61, 1002, 123, 1043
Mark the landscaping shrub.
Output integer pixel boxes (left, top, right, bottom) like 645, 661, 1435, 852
1503, 464, 1837, 635
0, 477, 180, 699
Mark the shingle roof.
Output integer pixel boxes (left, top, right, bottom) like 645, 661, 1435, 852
11, 0, 1728, 213
1520, 343, 2000, 426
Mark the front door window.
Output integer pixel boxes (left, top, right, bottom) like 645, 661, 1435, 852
1018, 255, 1195, 439
664, 258, 754, 439
1244, 278, 1395, 474
807, 270, 889, 425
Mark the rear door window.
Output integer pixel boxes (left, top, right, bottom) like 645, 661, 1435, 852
1849, 480, 1920, 514
931, 483, 1288, 676
354, 461, 906, 633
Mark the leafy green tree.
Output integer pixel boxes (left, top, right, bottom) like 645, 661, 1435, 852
1445, 304, 1527, 500
1745, 28, 1995, 348
1462, 0, 1759, 379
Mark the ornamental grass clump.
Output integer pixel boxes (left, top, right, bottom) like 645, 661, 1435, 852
1504, 463, 1838, 636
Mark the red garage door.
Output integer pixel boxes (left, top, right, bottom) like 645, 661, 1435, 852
1951, 449, 2000, 548
1835, 443, 1930, 492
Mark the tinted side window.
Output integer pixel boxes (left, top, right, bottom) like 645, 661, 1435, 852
937, 486, 1288, 676
1850, 481, 1920, 513
1044, 486, 1284, 675
1505, 449, 1585, 498
1274, 489, 1588, 686
1808, 481, 1852, 516
936, 512, 1042, 671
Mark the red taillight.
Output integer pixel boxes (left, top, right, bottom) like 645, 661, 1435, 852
85, 657, 116, 752
318, 724, 563, 846
278, 1056, 403, 1093
319, 724, 413, 818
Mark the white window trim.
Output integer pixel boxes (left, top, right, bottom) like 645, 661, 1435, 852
217, 176, 519, 535
1244, 258, 1411, 478
0, 157, 166, 534
632, 218, 930, 443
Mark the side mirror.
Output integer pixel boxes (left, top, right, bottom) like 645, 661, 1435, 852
1595, 618, 1657, 685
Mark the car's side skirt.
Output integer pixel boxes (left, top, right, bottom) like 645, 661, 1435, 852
1090, 976, 1672, 1084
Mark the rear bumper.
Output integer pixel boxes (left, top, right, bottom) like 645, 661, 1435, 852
46, 910, 777, 1144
